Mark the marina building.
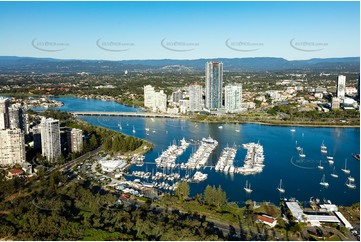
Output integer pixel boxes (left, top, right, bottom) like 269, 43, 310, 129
205, 62, 223, 111
40, 117, 61, 162
0, 128, 26, 166
224, 83, 243, 113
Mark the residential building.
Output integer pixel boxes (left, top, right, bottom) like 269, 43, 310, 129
70, 128, 83, 153
188, 83, 203, 112
0, 128, 26, 166
205, 62, 223, 110
143, 85, 167, 112
40, 117, 61, 162
0, 97, 10, 130
257, 215, 277, 227
337, 75, 346, 99
8, 104, 25, 131
224, 83, 243, 113
171, 89, 183, 104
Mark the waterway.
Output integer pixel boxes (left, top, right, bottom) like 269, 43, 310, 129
42, 97, 360, 206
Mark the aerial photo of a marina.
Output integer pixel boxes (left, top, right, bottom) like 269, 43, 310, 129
0, 1, 360, 241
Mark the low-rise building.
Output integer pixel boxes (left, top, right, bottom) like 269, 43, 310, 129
257, 214, 277, 227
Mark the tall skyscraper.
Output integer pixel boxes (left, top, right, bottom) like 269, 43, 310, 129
0, 97, 10, 130
0, 129, 25, 166
336, 75, 346, 99
40, 117, 61, 162
205, 62, 223, 110
225, 83, 243, 113
188, 83, 203, 112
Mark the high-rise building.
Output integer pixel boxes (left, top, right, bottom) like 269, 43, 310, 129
205, 62, 223, 110
188, 83, 203, 112
40, 117, 61, 162
143, 85, 167, 112
225, 83, 243, 113
8, 104, 25, 131
0, 129, 26, 166
0, 97, 10, 130
70, 128, 83, 153
336, 75, 346, 99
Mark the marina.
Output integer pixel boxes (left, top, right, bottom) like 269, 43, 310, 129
183, 136, 218, 170
236, 142, 265, 175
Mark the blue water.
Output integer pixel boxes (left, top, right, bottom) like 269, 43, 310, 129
44, 97, 360, 206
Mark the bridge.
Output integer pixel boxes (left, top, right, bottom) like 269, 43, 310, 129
71, 111, 181, 119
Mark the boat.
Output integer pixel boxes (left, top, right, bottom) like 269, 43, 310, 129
345, 179, 356, 189
341, 159, 350, 174
320, 174, 329, 187
296, 146, 302, 151
317, 161, 324, 170
132, 125, 136, 133
235, 129, 240, 132
348, 176, 355, 182
277, 179, 285, 193
352, 153, 360, 161
330, 167, 338, 178
299, 148, 306, 158
218, 125, 223, 129
118, 122, 122, 130
321, 140, 327, 150
328, 159, 334, 165
326, 155, 334, 160
290, 128, 296, 132
244, 180, 253, 193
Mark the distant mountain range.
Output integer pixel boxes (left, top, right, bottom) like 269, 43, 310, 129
0, 56, 359, 74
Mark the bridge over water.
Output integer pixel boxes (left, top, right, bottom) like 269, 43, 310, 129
71, 111, 181, 119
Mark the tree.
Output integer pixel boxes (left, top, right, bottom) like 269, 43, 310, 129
89, 134, 97, 150
175, 181, 190, 201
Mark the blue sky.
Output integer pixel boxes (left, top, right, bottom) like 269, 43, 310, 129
0, 1, 359, 60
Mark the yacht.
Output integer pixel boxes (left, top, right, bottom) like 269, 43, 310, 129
118, 122, 122, 130
341, 159, 350, 174
290, 128, 296, 132
328, 159, 334, 165
218, 125, 223, 129
317, 161, 324, 170
277, 179, 285, 193
132, 125, 136, 133
299, 148, 306, 158
348, 176, 355, 183
244, 180, 253, 193
330, 167, 338, 178
345, 179, 356, 189
320, 140, 327, 150
320, 174, 329, 187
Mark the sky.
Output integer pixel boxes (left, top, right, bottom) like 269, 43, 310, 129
0, 1, 359, 60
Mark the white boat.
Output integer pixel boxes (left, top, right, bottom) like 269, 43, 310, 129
299, 148, 306, 158
218, 125, 223, 129
132, 125, 136, 133
341, 159, 350, 174
118, 122, 122, 130
317, 161, 324, 170
320, 174, 329, 187
277, 179, 285, 193
235, 129, 240, 132
244, 180, 253, 193
330, 167, 338, 178
326, 156, 333, 160
345, 179, 356, 189
290, 128, 296, 132
321, 140, 327, 150
348, 176, 355, 182
328, 159, 334, 165
296, 146, 302, 151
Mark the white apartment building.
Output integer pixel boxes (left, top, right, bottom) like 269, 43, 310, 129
40, 117, 61, 162
0, 97, 10, 130
0, 128, 25, 166
337, 75, 346, 99
70, 128, 83, 153
188, 83, 203, 112
143, 85, 167, 112
225, 83, 243, 113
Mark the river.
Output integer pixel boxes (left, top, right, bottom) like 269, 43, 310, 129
41, 97, 360, 206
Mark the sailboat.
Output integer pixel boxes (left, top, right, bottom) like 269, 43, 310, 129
341, 159, 350, 174
132, 125, 136, 133
295, 141, 302, 151
330, 167, 338, 178
118, 122, 122, 130
320, 140, 327, 150
244, 180, 253, 193
277, 179, 285, 193
317, 161, 324, 170
345, 178, 356, 189
299, 148, 306, 158
320, 174, 329, 187
347, 176, 355, 183
290, 128, 296, 132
